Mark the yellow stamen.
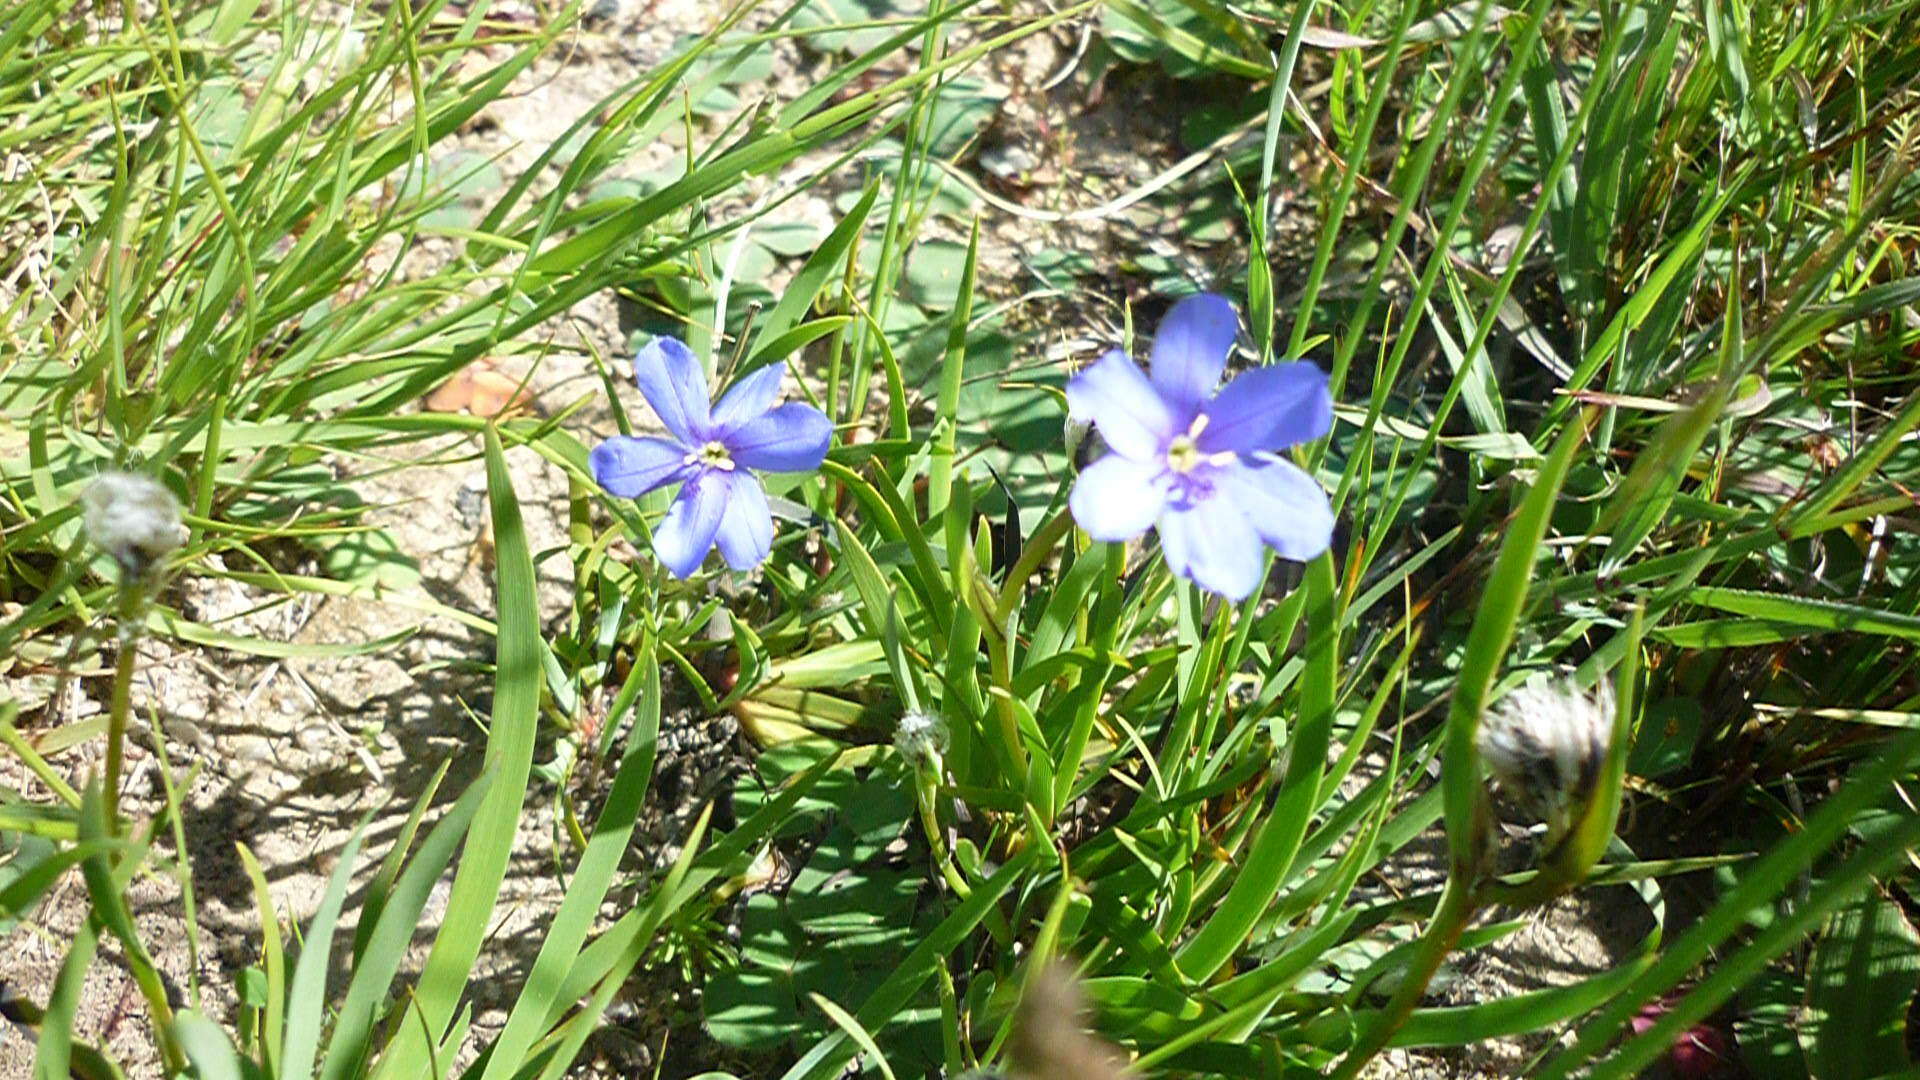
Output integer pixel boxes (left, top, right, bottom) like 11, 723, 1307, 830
1166, 435, 1204, 473
1165, 415, 1235, 474
687, 440, 736, 471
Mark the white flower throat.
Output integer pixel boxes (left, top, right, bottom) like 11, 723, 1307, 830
1164, 414, 1236, 475
688, 440, 736, 471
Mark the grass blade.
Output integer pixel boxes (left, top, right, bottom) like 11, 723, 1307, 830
282, 821, 373, 1080
1536, 728, 1920, 1079
372, 425, 542, 1078
475, 639, 664, 1080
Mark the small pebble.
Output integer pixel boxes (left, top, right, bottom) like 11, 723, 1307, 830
979, 141, 1039, 180
164, 718, 215, 754
456, 471, 490, 527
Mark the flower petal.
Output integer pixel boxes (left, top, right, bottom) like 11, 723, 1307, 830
713, 471, 774, 571
633, 335, 711, 444
1156, 492, 1266, 601
724, 402, 832, 473
1069, 454, 1171, 542
1149, 293, 1239, 418
652, 470, 728, 578
710, 361, 788, 434
1198, 361, 1332, 455
1066, 348, 1178, 460
1214, 457, 1334, 562
589, 436, 690, 498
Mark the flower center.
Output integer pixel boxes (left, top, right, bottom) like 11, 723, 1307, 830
688, 440, 736, 471
1166, 434, 1205, 473
1165, 415, 1234, 475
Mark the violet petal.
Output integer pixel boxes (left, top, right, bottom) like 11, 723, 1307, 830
589, 435, 691, 498
1148, 293, 1238, 419
1066, 348, 1178, 461
633, 335, 711, 445
710, 361, 788, 435
713, 472, 774, 571
1198, 361, 1332, 455
724, 402, 832, 473
1215, 456, 1334, 562
653, 469, 729, 578
1069, 453, 1171, 542
1157, 494, 1266, 601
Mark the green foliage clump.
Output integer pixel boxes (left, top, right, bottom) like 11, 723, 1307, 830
5, 0, 1920, 1078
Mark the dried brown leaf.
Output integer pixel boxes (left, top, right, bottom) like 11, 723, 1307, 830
423, 361, 535, 418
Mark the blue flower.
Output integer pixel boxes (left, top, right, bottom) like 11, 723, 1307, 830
590, 336, 831, 578
1066, 293, 1334, 601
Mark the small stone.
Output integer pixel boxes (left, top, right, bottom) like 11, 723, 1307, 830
455, 471, 489, 528
978, 141, 1039, 180
164, 718, 215, 754
216, 935, 251, 967
233, 735, 276, 765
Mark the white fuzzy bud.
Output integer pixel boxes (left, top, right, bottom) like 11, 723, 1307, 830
1064, 415, 1091, 461
893, 709, 950, 771
1478, 674, 1614, 843
82, 471, 185, 579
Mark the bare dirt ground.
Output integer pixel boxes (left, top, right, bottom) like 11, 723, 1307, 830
2, 3, 1647, 1077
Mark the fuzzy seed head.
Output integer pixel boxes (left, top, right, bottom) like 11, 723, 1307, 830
894, 709, 950, 771
82, 471, 185, 580
1478, 674, 1614, 842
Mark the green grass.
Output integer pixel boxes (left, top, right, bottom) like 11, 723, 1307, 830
5, 0, 1920, 1077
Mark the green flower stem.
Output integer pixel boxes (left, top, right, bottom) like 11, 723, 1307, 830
972, 506, 1074, 790
913, 767, 972, 901
909, 761, 1014, 946
991, 507, 1075, 628
1332, 607, 1641, 1070
955, 537, 1027, 785
103, 577, 148, 833
981, 625, 1029, 781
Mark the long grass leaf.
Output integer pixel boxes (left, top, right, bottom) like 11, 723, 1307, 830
1536, 728, 1920, 1079
318, 775, 494, 1080
283, 821, 373, 1080
1174, 554, 1339, 980
1441, 413, 1592, 865
475, 639, 663, 1080
372, 425, 542, 1078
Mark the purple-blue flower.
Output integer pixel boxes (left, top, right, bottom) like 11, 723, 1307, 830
590, 336, 831, 578
1066, 293, 1335, 601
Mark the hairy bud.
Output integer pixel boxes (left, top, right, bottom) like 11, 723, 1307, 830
893, 709, 950, 772
82, 472, 185, 580
1478, 674, 1614, 846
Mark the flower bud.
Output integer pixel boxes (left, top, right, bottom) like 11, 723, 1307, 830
1477, 674, 1614, 848
82, 471, 185, 580
893, 709, 950, 773
1064, 415, 1091, 466
1632, 1001, 1741, 1080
